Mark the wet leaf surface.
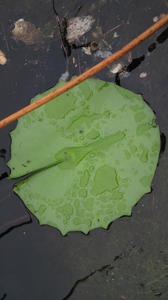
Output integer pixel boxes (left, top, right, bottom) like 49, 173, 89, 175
8, 79, 160, 234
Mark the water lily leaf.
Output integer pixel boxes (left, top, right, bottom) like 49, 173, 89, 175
8, 79, 160, 235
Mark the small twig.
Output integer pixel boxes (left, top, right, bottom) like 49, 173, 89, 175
52, 0, 71, 57
0, 15, 168, 129
104, 23, 123, 37
1, 23, 9, 52
77, 51, 81, 74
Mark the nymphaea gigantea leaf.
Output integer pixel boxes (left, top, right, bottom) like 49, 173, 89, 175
8, 79, 160, 235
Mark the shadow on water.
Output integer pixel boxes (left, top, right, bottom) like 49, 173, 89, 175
157, 132, 166, 168
115, 55, 146, 86
0, 293, 7, 300
157, 27, 168, 43
115, 27, 168, 87
147, 27, 168, 53
0, 149, 6, 158
160, 133, 166, 154
0, 172, 8, 181
126, 55, 145, 72
148, 42, 157, 52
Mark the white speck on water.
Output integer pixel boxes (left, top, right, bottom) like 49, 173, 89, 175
153, 16, 159, 23
139, 72, 147, 79
113, 31, 119, 38
66, 16, 95, 43
110, 63, 123, 74
59, 70, 69, 81
82, 47, 92, 56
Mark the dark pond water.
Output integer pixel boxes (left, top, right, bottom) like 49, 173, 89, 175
0, 0, 168, 299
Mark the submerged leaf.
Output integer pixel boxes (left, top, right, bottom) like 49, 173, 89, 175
8, 79, 160, 235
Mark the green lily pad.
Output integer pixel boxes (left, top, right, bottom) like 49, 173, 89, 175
8, 79, 160, 235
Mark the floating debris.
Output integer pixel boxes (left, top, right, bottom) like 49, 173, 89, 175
139, 72, 147, 79
82, 46, 92, 56
94, 49, 112, 58
12, 19, 42, 45
0, 50, 7, 65
153, 16, 159, 23
66, 16, 95, 43
59, 70, 69, 81
110, 63, 123, 74
90, 41, 99, 52
113, 31, 119, 38
82, 41, 99, 56
110, 62, 129, 79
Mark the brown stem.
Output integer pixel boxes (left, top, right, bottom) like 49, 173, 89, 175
0, 15, 168, 129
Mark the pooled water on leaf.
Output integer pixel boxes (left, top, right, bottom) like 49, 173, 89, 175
8, 78, 160, 235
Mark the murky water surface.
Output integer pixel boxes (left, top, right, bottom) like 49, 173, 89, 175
0, 0, 168, 299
